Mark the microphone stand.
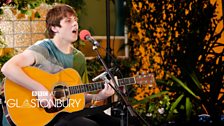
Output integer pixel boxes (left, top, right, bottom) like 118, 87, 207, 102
91, 45, 150, 126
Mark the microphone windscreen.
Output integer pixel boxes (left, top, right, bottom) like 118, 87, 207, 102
79, 30, 91, 41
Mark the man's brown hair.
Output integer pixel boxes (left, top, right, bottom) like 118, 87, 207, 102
46, 4, 77, 38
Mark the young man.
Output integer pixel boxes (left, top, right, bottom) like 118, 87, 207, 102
1, 4, 120, 126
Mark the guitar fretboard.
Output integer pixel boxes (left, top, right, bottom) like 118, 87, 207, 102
69, 77, 136, 94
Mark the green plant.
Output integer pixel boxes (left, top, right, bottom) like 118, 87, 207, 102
86, 56, 133, 81
0, 54, 13, 81
86, 58, 103, 80
0, 29, 13, 82
126, 0, 223, 125
129, 91, 171, 126
0, 0, 85, 19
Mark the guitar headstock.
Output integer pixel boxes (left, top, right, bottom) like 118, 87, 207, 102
135, 73, 156, 86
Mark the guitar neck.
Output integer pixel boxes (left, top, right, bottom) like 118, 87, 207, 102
68, 77, 136, 95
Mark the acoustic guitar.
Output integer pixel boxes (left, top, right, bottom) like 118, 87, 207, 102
3, 66, 151, 126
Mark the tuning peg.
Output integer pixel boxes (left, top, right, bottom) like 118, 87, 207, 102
148, 73, 156, 88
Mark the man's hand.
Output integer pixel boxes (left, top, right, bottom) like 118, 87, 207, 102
36, 89, 54, 109
95, 77, 117, 100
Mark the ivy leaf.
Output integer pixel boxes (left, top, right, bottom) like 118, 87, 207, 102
0, 9, 3, 15
25, 10, 32, 17
20, 9, 27, 14
34, 12, 40, 18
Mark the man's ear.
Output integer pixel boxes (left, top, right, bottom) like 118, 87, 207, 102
51, 26, 59, 33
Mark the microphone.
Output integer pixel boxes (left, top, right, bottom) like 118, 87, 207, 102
79, 30, 100, 47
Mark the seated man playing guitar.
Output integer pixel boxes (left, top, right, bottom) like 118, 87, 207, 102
1, 4, 120, 126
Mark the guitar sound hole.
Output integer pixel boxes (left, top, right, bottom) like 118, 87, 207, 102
53, 85, 69, 100
44, 85, 70, 113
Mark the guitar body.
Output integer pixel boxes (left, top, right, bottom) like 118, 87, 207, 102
4, 67, 85, 126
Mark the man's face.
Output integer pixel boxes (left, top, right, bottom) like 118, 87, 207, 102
56, 15, 79, 42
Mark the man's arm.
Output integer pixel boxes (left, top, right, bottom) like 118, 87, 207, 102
1, 50, 53, 108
